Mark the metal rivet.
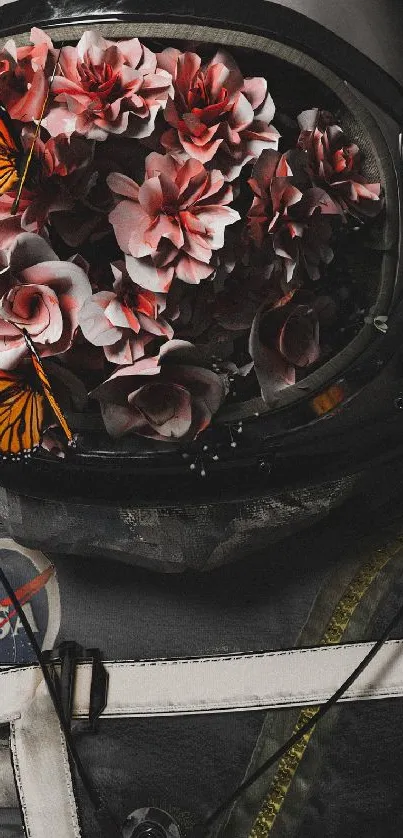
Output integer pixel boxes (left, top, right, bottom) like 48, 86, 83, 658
122, 807, 182, 838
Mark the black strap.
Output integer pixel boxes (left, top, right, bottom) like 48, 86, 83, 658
0, 565, 122, 838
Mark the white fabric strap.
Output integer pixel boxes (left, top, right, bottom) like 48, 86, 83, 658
2, 639, 403, 721
1, 640, 402, 837
9, 680, 81, 838
0, 745, 18, 808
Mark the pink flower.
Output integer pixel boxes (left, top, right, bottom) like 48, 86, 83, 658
157, 48, 279, 180
90, 340, 227, 441
108, 152, 240, 290
79, 261, 173, 365
0, 233, 91, 369
247, 149, 337, 285
297, 109, 383, 218
0, 28, 55, 121
45, 31, 172, 140
0, 131, 93, 252
249, 290, 336, 404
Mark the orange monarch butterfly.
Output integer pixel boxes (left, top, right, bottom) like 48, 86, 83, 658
0, 105, 22, 197
0, 330, 73, 460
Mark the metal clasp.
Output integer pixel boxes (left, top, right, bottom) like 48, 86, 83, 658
43, 641, 108, 733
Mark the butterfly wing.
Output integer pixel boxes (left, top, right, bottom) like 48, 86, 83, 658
22, 332, 73, 443
0, 369, 44, 457
30, 353, 73, 443
0, 109, 20, 195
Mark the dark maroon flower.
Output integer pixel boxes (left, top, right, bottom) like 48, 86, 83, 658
247, 149, 338, 285
297, 109, 383, 219
214, 263, 278, 331
165, 278, 217, 340
250, 290, 336, 404
90, 340, 228, 441
0, 130, 94, 252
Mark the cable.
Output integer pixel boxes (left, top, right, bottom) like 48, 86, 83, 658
11, 44, 64, 215
0, 565, 122, 838
188, 597, 403, 838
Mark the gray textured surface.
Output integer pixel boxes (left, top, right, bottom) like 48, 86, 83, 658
272, 0, 403, 84
0, 473, 358, 571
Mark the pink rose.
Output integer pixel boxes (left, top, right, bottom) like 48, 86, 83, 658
157, 48, 279, 180
108, 152, 240, 291
79, 261, 173, 365
45, 31, 172, 140
0, 233, 91, 369
90, 340, 227, 441
0, 28, 55, 121
297, 109, 383, 219
250, 290, 336, 404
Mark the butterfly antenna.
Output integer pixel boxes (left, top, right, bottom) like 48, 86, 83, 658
11, 43, 64, 215
22, 327, 40, 361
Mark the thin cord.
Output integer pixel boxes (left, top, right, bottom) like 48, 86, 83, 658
188, 598, 403, 838
0, 564, 122, 838
11, 43, 64, 215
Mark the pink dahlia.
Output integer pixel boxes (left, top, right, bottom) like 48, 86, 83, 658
0, 27, 55, 121
247, 149, 338, 285
297, 109, 383, 218
0, 233, 91, 369
79, 261, 173, 365
90, 340, 227, 441
108, 152, 240, 290
45, 31, 172, 140
156, 48, 279, 181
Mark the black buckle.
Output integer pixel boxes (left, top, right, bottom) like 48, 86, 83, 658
43, 641, 108, 733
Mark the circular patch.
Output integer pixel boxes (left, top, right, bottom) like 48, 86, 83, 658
122, 807, 182, 838
0, 538, 61, 665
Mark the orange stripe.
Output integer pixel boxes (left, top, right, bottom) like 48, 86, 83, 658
0, 566, 54, 609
